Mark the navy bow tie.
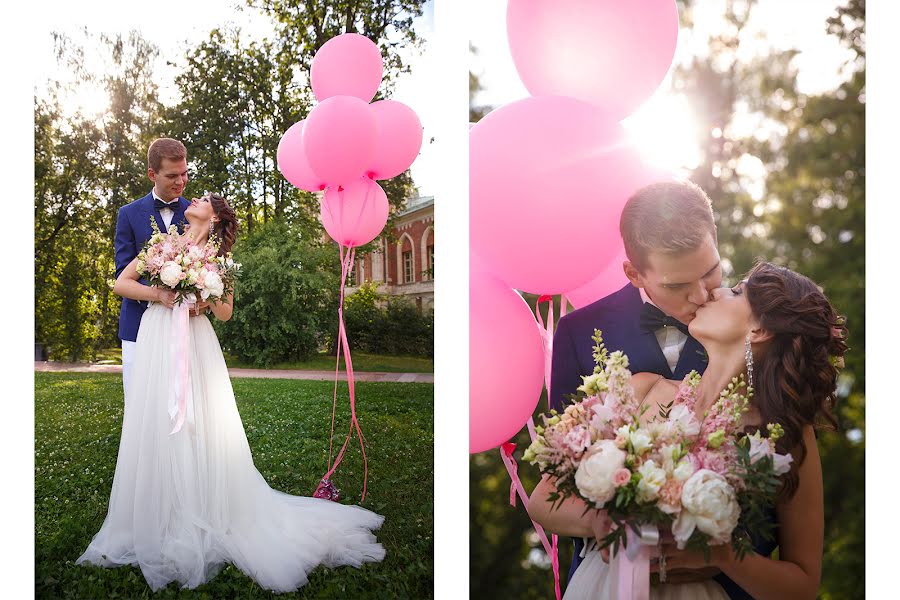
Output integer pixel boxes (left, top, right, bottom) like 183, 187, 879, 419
154, 198, 180, 211
639, 302, 690, 335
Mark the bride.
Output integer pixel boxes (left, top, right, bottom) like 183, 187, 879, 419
76, 193, 385, 592
529, 262, 847, 599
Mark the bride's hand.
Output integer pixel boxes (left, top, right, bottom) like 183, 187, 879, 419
590, 511, 613, 562
156, 288, 177, 309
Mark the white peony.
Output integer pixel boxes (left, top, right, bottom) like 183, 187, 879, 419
202, 270, 224, 300
672, 469, 740, 548
159, 261, 183, 288
574, 440, 626, 506
636, 459, 667, 503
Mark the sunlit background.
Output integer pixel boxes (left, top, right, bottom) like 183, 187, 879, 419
469, 1, 865, 598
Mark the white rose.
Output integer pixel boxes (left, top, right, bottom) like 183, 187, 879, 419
636, 459, 667, 503
189, 246, 203, 260
186, 268, 200, 285
159, 261, 183, 288
673, 469, 740, 548
629, 428, 653, 455
574, 440, 626, 507
203, 271, 224, 299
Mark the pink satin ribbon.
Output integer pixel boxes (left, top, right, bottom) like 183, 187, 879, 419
615, 524, 659, 600
169, 298, 195, 435
500, 443, 561, 600
321, 242, 369, 501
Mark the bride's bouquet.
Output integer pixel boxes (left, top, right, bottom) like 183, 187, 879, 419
523, 330, 792, 561
136, 220, 241, 305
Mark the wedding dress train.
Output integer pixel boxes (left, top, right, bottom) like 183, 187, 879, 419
77, 304, 385, 592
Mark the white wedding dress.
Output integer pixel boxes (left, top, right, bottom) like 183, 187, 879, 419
76, 304, 385, 592
563, 542, 729, 600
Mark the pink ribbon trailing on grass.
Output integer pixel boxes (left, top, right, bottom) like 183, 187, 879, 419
169, 297, 196, 435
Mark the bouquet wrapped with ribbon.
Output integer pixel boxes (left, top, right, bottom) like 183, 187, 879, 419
523, 330, 792, 596
135, 219, 241, 434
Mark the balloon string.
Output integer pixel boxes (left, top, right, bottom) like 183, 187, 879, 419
326, 243, 353, 471
500, 443, 561, 600
323, 244, 368, 501
531, 294, 561, 599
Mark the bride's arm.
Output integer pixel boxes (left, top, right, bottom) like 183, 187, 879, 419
207, 292, 233, 322
113, 257, 176, 307
528, 475, 605, 538
665, 425, 824, 599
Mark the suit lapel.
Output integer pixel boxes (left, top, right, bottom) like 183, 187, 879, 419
674, 335, 708, 379
171, 197, 189, 233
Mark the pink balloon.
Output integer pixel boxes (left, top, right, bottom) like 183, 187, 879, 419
470, 95, 660, 295
507, 0, 679, 121
320, 177, 389, 247
564, 249, 630, 310
311, 33, 383, 103
303, 95, 377, 187
277, 120, 327, 192
470, 256, 544, 454
367, 100, 423, 180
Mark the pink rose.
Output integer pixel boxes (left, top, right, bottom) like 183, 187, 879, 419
612, 468, 631, 487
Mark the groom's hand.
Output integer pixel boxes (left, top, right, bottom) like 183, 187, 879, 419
156, 289, 178, 309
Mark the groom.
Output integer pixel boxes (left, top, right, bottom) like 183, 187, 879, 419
549, 180, 722, 581
114, 138, 191, 397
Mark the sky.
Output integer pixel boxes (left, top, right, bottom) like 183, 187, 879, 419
32, 0, 437, 198
469, 0, 857, 178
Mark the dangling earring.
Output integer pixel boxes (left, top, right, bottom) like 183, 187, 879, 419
744, 334, 754, 391
209, 219, 215, 239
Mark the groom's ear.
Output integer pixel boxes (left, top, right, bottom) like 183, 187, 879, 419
623, 260, 645, 288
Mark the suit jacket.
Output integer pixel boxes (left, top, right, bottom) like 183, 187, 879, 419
115, 192, 188, 342
549, 284, 709, 584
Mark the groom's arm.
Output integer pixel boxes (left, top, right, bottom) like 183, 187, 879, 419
114, 206, 136, 279
549, 314, 581, 413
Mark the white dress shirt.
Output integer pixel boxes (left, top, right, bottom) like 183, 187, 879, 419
639, 287, 688, 374
152, 189, 180, 230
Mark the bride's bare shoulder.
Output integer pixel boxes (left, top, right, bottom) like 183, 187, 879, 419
631, 372, 679, 403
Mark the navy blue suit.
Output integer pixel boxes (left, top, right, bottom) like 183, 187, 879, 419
549, 284, 771, 599
115, 192, 189, 342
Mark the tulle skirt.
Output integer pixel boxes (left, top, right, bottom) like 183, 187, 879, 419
563, 548, 729, 600
76, 304, 385, 592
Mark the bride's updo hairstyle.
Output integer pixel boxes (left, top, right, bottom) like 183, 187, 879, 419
208, 193, 239, 256
744, 262, 848, 498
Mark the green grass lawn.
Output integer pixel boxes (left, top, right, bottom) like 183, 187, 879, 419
91, 348, 434, 373
35, 372, 433, 599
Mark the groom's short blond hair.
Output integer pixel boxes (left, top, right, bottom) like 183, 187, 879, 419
619, 180, 717, 273
147, 138, 187, 172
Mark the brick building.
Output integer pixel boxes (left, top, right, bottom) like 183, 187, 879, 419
347, 196, 434, 313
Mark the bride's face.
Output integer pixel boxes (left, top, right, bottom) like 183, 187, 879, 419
185, 195, 215, 224
688, 281, 755, 345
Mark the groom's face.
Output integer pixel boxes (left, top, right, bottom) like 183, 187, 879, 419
626, 233, 722, 325
149, 157, 189, 202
